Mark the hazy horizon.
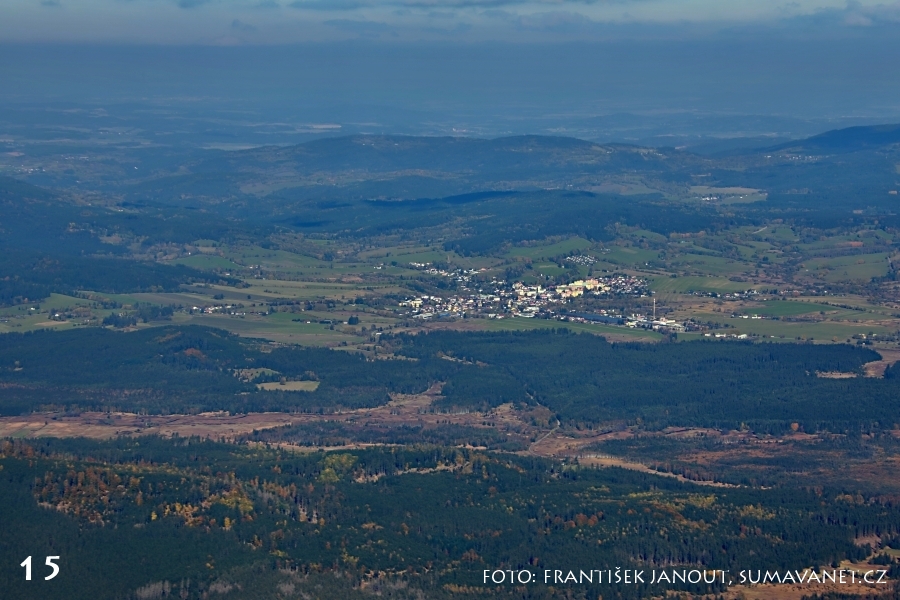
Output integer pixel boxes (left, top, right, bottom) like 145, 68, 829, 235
2, 39, 899, 151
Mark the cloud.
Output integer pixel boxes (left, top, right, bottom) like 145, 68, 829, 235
422, 21, 474, 34
843, 11, 874, 25
177, 0, 212, 8
232, 18, 257, 31
513, 9, 593, 30
5, 0, 900, 45
289, 0, 613, 10
778, 1, 900, 29
324, 18, 397, 36
289, 0, 371, 9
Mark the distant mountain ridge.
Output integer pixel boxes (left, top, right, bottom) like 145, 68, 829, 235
224, 134, 616, 174
767, 123, 900, 153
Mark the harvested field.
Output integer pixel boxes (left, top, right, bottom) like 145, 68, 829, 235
0, 384, 537, 445
257, 381, 320, 391
864, 348, 900, 377
817, 371, 858, 378
0, 411, 301, 440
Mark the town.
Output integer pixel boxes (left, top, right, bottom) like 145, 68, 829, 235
395, 267, 694, 332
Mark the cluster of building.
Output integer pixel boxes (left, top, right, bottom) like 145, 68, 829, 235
554, 276, 648, 299
406, 263, 481, 283
556, 306, 688, 333
688, 289, 760, 299
564, 254, 598, 266
398, 275, 651, 322
190, 304, 248, 316
704, 332, 750, 339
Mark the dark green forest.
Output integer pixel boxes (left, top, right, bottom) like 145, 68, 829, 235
1, 437, 898, 600
391, 330, 897, 433
1, 326, 898, 435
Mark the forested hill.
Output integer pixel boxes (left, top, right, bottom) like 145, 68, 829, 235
0, 175, 56, 202
767, 123, 900, 154
166, 126, 900, 198
124, 134, 700, 208
0, 177, 238, 304
204, 134, 689, 176
0, 176, 116, 255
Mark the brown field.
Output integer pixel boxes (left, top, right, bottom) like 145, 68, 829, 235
256, 381, 320, 391
817, 347, 900, 378
3, 382, 900, 494
817, 370, 858, 378
864, 348, 900, 377
0, 384, 535, 444
0, 385, 651, 473
0, 411, 303, 439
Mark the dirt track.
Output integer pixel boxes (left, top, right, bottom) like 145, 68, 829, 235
864, 348, 900, 377
5, 383, 897, 492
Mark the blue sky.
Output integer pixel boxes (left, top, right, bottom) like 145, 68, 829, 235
3, 1, 899, 126
2, 0, 899, 43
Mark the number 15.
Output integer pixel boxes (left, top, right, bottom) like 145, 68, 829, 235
20, 556, 60, 580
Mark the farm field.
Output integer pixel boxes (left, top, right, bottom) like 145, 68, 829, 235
649, 275, 759, 294
804, 252, 892, 281
451, 315, 664, 340
736, 300, 848, 317
694, 313, 893, 340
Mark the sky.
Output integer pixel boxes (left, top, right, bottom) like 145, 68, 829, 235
1, 1, 899, 140
1, 0, 899, 44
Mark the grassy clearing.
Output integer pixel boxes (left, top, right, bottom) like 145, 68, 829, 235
389, 249, 457, 264
220, 247, 373, 277
175, 308, 398, 346
185, 314, 355, 346
505, 237, 592, 260
628, 230, 668, 243
603, 247, 659, 267
356, 244, 420, 260
41, 293, 92, 309
79, 291, 144, 305
649, 276, 755, 294
803, 253, 892, 282
244, 281, 366, 301
693, 314, 893, 340
669, 254, 748, 276
474, 316, 663, 340
740, 301, 839, 317
170, 255, 242, 270
532, 263, 569, 277
0, 316, 73, 334
759, 227, 800, 243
